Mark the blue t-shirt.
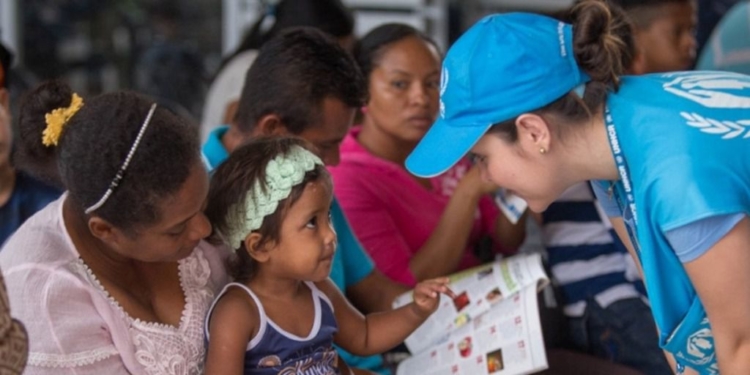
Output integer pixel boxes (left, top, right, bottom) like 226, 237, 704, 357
592, 181, 744, 263
202, 126, 231, 172
201, 127, 386, 374
601, 71, 750, 373
0, 171, 61, 246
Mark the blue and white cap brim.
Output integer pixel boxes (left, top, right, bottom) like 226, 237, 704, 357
406, 117, 491, 178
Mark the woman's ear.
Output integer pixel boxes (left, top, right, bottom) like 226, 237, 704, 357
89, 217, 124, 250
515, 113, 552, 155
244, 232, 272, 263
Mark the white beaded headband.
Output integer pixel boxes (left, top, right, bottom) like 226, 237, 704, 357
85, 104, 158, 214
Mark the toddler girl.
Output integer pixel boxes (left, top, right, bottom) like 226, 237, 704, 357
204, 137, 452, 374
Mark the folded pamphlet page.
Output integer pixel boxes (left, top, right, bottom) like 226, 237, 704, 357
494, 189, 528, 225
393, 253, 549, 375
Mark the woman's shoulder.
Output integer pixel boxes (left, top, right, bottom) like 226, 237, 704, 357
333, 127, 405, 178
1, 196, 75, 270
195, 240, 230, 290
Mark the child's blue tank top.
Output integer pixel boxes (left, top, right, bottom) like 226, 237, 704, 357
206, 281, 341, 375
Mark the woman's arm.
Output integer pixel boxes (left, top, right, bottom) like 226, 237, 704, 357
346, 270, 410, 313
610, 217, 645, 279
205, 289, 258, 375
0, 265, 135, 375
318, 278, 452, 357
408, 166, 500, 280
610, 217, 682, 374
684, 215, 750, 374
334, 164, 495, 284
490, 202, 528, 251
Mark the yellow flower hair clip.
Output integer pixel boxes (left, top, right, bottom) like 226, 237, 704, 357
42, 93, 84, 147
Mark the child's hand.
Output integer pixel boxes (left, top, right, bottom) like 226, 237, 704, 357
411, 277, 455, 318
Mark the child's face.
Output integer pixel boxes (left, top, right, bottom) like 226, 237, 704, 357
634, 2, 697, 73
271, 178, 337, 281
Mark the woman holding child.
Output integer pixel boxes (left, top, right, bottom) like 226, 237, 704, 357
0, 80, 227, 374
328, 24, 524, 287
406, 0, 750, 373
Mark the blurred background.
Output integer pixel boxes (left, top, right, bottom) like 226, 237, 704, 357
0, 0, 736, 122
0, 0, 576, 120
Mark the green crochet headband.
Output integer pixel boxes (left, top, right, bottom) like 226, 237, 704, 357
223, 145, 324, 249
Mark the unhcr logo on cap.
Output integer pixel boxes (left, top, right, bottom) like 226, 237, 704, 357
557, 22, 567, 57
439, 66, 449, 118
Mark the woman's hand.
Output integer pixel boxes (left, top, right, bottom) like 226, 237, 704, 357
410, 277, 455, 318
458, 165, 500, 198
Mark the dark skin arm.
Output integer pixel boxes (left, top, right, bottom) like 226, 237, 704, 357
318, 278, 454, 357
204, 288, 258, 375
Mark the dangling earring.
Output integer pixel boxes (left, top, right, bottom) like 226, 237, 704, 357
539, 147, 547, 154
361, 106, 369, 114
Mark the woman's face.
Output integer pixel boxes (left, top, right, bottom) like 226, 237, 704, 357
108, 162, 212, 263
470, 132, 567, 213
363, 36, 441, 144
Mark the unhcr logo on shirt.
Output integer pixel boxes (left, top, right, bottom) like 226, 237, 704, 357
660, 72, 750, 139
663, 71, 750, 108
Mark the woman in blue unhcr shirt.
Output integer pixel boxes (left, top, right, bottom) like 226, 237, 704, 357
404, 1, 750, 374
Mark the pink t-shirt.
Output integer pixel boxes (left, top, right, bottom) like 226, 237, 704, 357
0, 195, 229, 374
328, 127, 513, 287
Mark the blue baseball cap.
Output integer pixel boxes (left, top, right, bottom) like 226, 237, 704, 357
406, 13, 590, 177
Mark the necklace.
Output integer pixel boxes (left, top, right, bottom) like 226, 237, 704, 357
607, 181, 615, 199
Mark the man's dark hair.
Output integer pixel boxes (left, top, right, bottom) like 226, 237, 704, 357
234, 27, 366, 134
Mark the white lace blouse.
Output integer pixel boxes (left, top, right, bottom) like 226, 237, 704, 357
0, 196, 229, 374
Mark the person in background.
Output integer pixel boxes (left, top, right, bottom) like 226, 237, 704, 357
200, 0, 355, 143
0, 43, 61, 246
2, 80, 227, 374
609, 0, 697, 74
696, 1, 750, 74
695, 0, 741, 58
0, 60, 29, 369
328, 24, 523, 287
405, 1, 750, 373
0, 263, 28, 374
135, 1, 208, 122
202, 28, 408, 375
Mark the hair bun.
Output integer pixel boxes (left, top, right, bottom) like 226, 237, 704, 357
569, 0, 635, 87
14, 79, 75, 187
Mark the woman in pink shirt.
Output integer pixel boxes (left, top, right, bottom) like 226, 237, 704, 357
1, 81, 227, 374
328, 24, 525, 287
